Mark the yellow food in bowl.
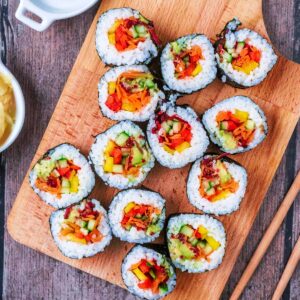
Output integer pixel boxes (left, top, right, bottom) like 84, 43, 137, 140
0, 74, 15, 146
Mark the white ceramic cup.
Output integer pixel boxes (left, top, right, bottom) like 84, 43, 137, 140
0, 60, 25, 153
15, 0, 99, 32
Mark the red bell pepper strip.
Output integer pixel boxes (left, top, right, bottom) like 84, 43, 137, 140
139, 260, 151, 273
64, 206, 73, 219
111, 148, 122, 164
138, 278, 152, 289
57, 167, 70, 176
105, 94, 122, 112
225, 120, 238, 131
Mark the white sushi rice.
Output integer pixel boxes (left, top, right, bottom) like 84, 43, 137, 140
96, 8, 158, 66
29, 144, 95, 209
187, 155, 247, 215
167, 214, 226, 273
161, 34, 217, 93
147, 105, 209, 168
108, 189, 166, 243
216, 29, 277, 87
98, 65, 165, 121
202, 96, 268, 153
50, 199, 112, 259
89, 121, 155, 189
122, 245, 176, 300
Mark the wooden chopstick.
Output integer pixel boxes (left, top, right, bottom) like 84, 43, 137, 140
271, 236, 300, 300
230, 171, 300, 300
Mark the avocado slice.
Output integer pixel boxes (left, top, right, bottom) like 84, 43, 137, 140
219, 130, 238, 150
145, 78, 155, 88
115, 132, 129, 147
146, 224, 160, 236
179, 242, 195, 259
170, 238, 195, 259
172, 121, 182, 133
58, 158, 68, 168
168, 239, 182, 258
216, 160, 231, 184
188, 237, 199, 246
131, 26, 139, 38
34, 159, 56, 180
161, 121, 171, 133
87, 219, 96, 231
245, 119, 255, 130
171, 41, 181, 54
112, 164, 123, 174
179, 225, 194, 237
131, 147, 143, 166
203, 243, 213, 255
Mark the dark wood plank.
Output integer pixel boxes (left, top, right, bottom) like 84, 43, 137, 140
221, 123, 300, 300
222, 0, 300, 298
1, 2, 135, 300
1, 0, 299, 299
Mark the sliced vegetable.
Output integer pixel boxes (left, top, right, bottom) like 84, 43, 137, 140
60, 200, 102, 245
152, 112, 193, 154
132, 268, 148, 281
172, 44, 204, 79
121, 202, 161, 235
199, 156, 239, 201
115, 132, 129, 146
179, 225, 194, 237
107, 16, 160, 52
130, 258, 170, 294
216, 110, 256, 148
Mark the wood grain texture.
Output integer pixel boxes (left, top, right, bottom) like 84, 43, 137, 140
1, 0, 299, 300
272, 236, 300, 300
230, 171, 300, 299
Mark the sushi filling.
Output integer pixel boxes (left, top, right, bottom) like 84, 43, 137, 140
151, 111, 192, 154
217, 38, 261, 75
105, 71, 158, 113
59, 200, 103, 245
169, 224, 221, 261
108, 15, 161, 52
199, 156, 239, 201
103, 131, 150, 178
121, 202, 161, 236
129, 258, 172, 294
216, 109, 262, 149
170, 41, 204, 79
34, 156, 80, 198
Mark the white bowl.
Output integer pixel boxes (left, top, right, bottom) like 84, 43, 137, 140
0, 61, 25, 153
15, 0, 99, 32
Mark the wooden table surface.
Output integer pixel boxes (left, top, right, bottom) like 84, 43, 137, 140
0, 0, 299, 299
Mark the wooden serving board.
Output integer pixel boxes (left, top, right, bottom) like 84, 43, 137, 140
7, 0, 300, 299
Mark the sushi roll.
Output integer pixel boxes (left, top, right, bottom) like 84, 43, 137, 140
147, 105, 209, 168
108, 189, 166, 243
50, 199, 112, 259
98, 65, 165, 122
96, 8, 161, 66
29, 143, 95, 209
166, 214, 226, 273
187, 154, 247, 215
160, 34, 217, 94
122, 245, 176, 299
202, 96, 268, 153
215, 18, 277, 88
89, 121, 155, 189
